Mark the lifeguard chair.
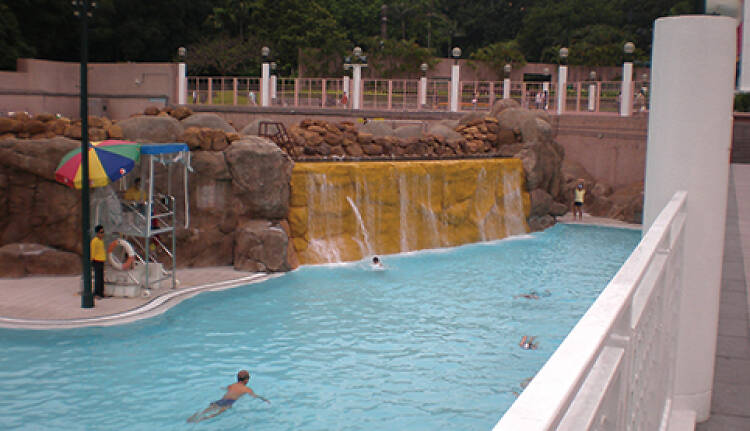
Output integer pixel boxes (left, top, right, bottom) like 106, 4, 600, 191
98, 143, 191, 296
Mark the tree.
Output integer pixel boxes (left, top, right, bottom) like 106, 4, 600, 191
364, 37, 438, 78
185, 35, 263, 76
469, 40, 526, 76
0, 5, 34, 70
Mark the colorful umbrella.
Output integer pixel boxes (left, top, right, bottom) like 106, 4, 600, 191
55, 140, 141, 189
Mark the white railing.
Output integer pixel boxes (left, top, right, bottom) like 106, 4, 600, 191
494, 190, 687, 431
185, 76, 646, 114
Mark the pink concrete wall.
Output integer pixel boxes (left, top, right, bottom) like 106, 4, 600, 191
555, 113, 648, 187
0, 59, 180, 120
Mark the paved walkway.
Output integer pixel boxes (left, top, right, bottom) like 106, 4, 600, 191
0, 267, 277, 329
696, 164, 750, 430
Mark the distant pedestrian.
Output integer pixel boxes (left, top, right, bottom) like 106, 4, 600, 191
192, 90, 198, 104
91, 225, 106, 299
248, 91, 257, 105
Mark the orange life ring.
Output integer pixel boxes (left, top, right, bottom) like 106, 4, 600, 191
107, 239, 135, 270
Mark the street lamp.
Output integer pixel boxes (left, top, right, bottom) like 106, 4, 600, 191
178, 47, 187, 105
450, 47, 461, 111
72, 0, 96, 308
588, 71, 597, 111
557, 47, 569, 114
419, 62, 429, 108
503, 64, 512, 99
261, 46, 271, 106
344, 47, 368, 110
621, 42, 635, 116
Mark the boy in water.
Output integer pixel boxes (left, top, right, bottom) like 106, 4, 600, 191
187, 370, 270, 423
519, 336, 539, 350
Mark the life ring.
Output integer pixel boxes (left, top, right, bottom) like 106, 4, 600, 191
107, 238, 135, 270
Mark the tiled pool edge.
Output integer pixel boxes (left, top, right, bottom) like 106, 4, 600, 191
0, 273, 281, 330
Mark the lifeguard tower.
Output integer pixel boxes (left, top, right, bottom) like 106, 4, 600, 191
93, 143, 191, 297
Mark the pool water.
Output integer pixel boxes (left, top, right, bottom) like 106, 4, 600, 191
0, 224, 640, 431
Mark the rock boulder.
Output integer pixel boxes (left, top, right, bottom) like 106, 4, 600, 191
181, 113, 236, 134
233, 220, 290, 272
225, 137, 293, 219
118, 116, 184, 143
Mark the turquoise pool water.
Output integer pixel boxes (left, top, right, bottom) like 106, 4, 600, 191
0, 224, 640, 431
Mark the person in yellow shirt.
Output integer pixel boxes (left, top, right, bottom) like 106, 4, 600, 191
124, 178, 146, 202
90, 225, 106, 299
573, 179, 585, 221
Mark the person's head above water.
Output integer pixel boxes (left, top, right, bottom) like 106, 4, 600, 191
372, 256, 380, 264
237, 370, 250, 382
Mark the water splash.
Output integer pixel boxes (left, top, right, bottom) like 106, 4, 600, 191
347, 196, 374, 257
399, 173, 410, 252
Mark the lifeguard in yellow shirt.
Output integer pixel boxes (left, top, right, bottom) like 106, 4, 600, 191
90, 225, 106, 299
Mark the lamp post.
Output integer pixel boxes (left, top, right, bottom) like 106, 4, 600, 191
450, 47, 461, 112
73, 0, 94, 308
503, 63, 512, 99
557, 47, 568, 114
177, 47, 187, 105
419, 62, 428, 108
344, 47, 368, 110
588, 70, 597, 111
270, 61, 277, 105
620, 41, 635, 116
261, 46, 270, 107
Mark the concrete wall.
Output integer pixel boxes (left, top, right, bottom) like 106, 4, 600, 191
555, 113, 649, 187
0, 59, 180, 120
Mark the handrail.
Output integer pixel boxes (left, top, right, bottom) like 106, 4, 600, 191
494, 190, 686, 431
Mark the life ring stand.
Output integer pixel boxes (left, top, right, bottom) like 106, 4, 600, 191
107, 238, 135, 271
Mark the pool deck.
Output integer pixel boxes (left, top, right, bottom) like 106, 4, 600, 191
0, 267, 279, 329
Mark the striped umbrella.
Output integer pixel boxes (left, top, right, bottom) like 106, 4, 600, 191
55, 140, 141, 189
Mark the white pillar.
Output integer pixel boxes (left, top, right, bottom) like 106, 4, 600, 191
450, 63, 460, 112
643, 15, 735, 421
261, 62, 270, 107
588, 83, 596, 111
620, 62, 633, 116
556, 66, 567, 114
271, 75, 277, 103
741, 0, 750, 90
503, 78, 511, 99
352, 66, 362, 110
177, 63, 186, 105
420, 76, 427, 106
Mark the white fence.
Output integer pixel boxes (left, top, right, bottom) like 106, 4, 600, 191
494, 190, 687, 430
186, 76, 648, 114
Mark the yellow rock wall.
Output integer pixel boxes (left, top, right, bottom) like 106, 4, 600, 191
289, 159, 530, 265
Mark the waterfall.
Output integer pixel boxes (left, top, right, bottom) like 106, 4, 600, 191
290, 160, 529, 265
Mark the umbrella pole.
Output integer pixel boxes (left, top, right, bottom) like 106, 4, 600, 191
79, 0, 93, 309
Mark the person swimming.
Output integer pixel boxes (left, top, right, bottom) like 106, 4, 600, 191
519, 336, 538, 350
187, 370, 270, 423
371, 256, 384, 269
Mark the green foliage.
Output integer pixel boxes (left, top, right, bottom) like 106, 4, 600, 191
3, 0, 687, 75
0, 5, 34, 70
735, 93, 750, 112
184, 35, 263, 76
469, 40, 526, 76
365, 38, 438, 78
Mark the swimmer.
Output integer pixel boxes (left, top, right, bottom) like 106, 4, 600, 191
187, 370, 269, 423
514, 293, 540, 299
519, 336, 538, 350
371, 256, 384, 269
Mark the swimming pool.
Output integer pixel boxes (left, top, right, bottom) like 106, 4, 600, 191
0, 224, 640, 431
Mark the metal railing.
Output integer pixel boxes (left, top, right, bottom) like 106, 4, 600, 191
494, 190, 687, 431
186, 76, 647, 114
